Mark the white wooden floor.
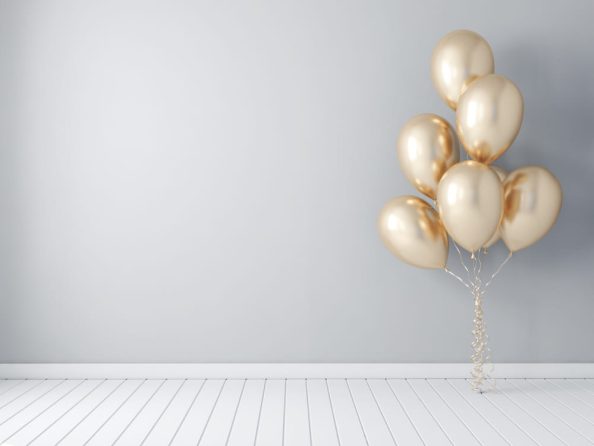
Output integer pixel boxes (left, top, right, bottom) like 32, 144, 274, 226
0, 378, 594, 445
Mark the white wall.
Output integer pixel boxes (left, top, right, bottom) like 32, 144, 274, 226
1, 0, 593, 362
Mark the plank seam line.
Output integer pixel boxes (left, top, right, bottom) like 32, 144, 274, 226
252, 379, 266, 446
406, 379, 454, 445
496, 379, 569, 445
81, 379, 142, 446
0, 379, 65, 426
426, 378, 484, 445
545, 380, 594, 411
476, 381, 541, 446
111, 379, 167, 445
224, 379, 247, 446
365, 379, 398, 445
0, 380, 47, 412
345, 379, 370, 446
385, 379, 425, 446
56, 378, 128, 445
168, 379, 207, 446
0, 380, 26, 399
27, 379, 106, 446
282, 378, 286, 446
1, 379, 87, 444
305, 379, 313, 446
507, 379, 594, 443
567, 379, 594, 398
528, 380, 594, 430
325, 379, 341, 446
196, 378, 226, 445
141, 379, 187, 445
2, 378, 593, 446
444, 379, 511, 445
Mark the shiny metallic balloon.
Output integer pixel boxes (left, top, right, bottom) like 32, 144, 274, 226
379, 196, 448, 269
456, 74, 524, 164
501, 166, 562, 252
397, 114, 460, 200
491, 166, 507, 182
431, 30, 494, 110
483, 166, 507, 248
436, 161, 503, 252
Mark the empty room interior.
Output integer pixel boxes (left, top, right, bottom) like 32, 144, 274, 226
0, 0, 593, 444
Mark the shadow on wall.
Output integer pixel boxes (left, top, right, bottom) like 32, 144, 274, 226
494, 44, 594, 268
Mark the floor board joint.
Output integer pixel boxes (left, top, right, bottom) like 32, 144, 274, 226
0, 377, 590, 444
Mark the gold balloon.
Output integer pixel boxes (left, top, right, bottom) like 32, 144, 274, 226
397, 114, 460, 199
379, 196, 448, 269
456, 74, 524, 164
483, 166, 507, 248
431, 30, 494, 110
491, 166, 507, 182
501, 166, 562, 252
436, 161, 503, 252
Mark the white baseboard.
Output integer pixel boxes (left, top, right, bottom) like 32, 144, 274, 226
1, 363, 593, 379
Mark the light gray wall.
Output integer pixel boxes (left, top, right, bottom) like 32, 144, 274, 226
1, 0, 593, 363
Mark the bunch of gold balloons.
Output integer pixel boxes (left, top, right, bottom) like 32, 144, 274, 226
379, 30, 562, 269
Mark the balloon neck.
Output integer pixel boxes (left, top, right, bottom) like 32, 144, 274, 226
471, 251, 476, 259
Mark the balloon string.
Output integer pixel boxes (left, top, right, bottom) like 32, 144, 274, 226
470, 287, 496, 393
452, 240, 472, 284
445, 241, 499, 393
471, 251, 478, 288
470, 248, 496, 393
476, 249, 483, 286
485, 250, 513, 288
444, 267, 470, 289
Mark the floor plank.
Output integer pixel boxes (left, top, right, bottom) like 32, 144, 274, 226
0, 379, 83, 444
198, 379, 246, 445
347, 379, 396, 445
388, 379, 453, 445
428, 379, 510, 446
4, 379, 105, 445
570, 379, 594, 397
0, 380, 26, 399
448, 379, 538, 445
29, 379, 128, 445
482, 380, 566, 445
227, 379, 265, 446
284, 379, 311, 446
142, 379, 205, 446
367, 379, 423, 445
0, 380, 45, 410
535, 380, 594, 422
0, 380, 58, 422
254, 379, 285, 446
0, 380, 14, 393
510, 379, 594, 443
111, 379, 185, 445
306, 379, 340, 446
548, 379, 594, 410
169, 379, 225, 445
500, 379, 590, 445
326, 379, 368, 446
57, 379, 144, 445
0, 377, 591, 445
408, 379, 481, 445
